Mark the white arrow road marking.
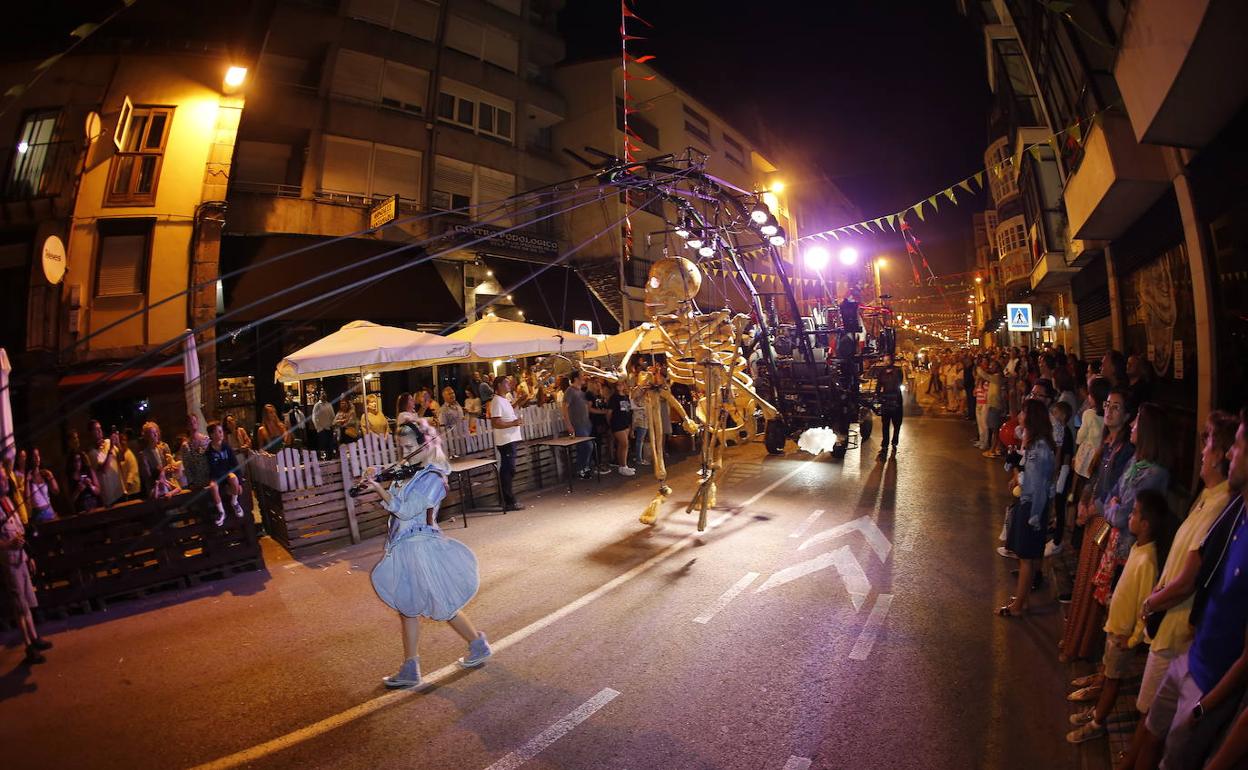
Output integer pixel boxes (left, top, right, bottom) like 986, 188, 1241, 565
754, 546, 870, 610
788, 508, 826, 539
782, 758, 812, 770
830, 547, 871, 611
693, 572, 760, 624
798, 516, 892, 562
483, 688, 621, 770
848, 593, 894, 660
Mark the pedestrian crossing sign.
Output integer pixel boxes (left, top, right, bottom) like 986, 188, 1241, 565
1007, 303, 1033, 332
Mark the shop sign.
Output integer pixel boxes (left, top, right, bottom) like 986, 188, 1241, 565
41, 235, 66, 285
369, 195, 398, 230
452, 222, 558, 258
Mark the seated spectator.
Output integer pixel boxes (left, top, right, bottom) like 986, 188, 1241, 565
116, 429, 141, 501
24, 448, 58, 523
1067, 488, 1176, 743
86, 419, 123, 506
223, 414, 252, 454
67, 452, 101, 514
1, 471, 52, 664
150, 463, 181, 499
205, 421, 246, 526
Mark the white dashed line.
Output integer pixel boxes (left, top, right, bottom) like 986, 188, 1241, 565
789, 508, 826, 539
848, 593, 894, 660
483, 688, 621, 770
782, 757, 812, 770
693, 572, 760, 624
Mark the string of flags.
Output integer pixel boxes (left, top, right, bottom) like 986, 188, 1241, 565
797, 102, 1120, 243
618, 0, 656, 262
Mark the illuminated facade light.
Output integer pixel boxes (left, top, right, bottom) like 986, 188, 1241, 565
698, 244, 715, 257
224, 66, 248, 91
760, 222, 778, 237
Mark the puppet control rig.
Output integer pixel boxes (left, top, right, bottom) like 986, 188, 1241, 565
576, 149, 896, 459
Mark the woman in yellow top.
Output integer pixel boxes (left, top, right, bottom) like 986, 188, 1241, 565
364, 395, 390, 435
1112, 411, 1237, 765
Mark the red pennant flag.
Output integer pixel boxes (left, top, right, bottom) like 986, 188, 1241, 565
629, 54, 656, 64
623, 72, 656, 81
622, 1, 654, 26
622, 34, 647, 41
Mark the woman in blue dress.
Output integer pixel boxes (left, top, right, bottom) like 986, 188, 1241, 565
361, 419, 491, 688
998, 398, 1057, 617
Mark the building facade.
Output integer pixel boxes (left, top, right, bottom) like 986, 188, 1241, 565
960, 0, 1248, 482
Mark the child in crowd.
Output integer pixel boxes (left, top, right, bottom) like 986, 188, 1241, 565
1048, 401, 1074, 555
1067, 489, 1176, 743
205, 421, 247, 526
1071, 377, 1111, 519
150, 464, 180, 499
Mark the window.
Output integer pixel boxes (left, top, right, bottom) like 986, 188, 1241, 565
723, 134, 745, 167
343, 0, 437, 41
476, 166, 515, 225
331, 51, 429, 115
683, 104, 713, 148
431, 156, 516, 223
445, 15, 519, 73
438, 80, 513, 142
95, 219, 152, 297
234, 141, 293, 186
432, 155, 473, 211
106, 106, 172, 206
320, 135, 421, 201
614, 98, 660, 149
6, 109, 60, 200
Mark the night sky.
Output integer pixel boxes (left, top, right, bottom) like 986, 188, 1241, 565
560, 0, 992, 303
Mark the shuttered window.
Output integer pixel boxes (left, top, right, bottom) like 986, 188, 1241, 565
432, 155, 474, 211
445, 15, 482, 58
331, 49, 383, 102
234, 141, 292, 185
482, 27, 519, 72
345, 0, 437, 40
446, 15, 518, 73
381, 60, 428, 114
95, 220, 151, 298
321, 135, 420, 200
322, 136, 372, 196
372, 144, 421, 200
476, 166, 515, 225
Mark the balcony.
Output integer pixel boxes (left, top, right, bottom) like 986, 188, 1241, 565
996, 215, 1032, 289
1114, 0, 1248, 147
1030, 251, 1078, 292
983, 136, 1019, 207
1063, 112, 1170, 240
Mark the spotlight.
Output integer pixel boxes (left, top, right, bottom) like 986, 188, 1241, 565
698, 244, 715, 257
750, 203, 771, 225
804, 246, 830, 270
760, 222, 778, 237
769, 231, 786, 247
838, 247, 859, 265
675, 226, 690, 239
687, 236, 704, 250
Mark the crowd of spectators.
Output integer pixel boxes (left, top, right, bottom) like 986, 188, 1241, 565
920, 343, 1248, 768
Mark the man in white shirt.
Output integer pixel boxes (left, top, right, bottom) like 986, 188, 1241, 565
312, 392, 336, 459
489, 376, 525, 511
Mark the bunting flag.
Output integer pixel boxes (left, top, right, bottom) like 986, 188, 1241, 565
958, 179, 974, 195
927, 194, 940, 212
621, 0, 653, 25
943, 187, 957, 204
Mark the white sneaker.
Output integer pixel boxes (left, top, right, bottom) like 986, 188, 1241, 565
619, 466, 636, 476
214, 508, 226, 526
231, 498, 246, 518
1045, 541, 1064, 558
996, 546, 1018, 559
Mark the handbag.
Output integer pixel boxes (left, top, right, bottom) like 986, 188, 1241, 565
1092, 521, 1112, 549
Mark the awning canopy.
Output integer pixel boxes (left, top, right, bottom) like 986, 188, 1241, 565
429, 314, 597, 364
275, 320, 471, 382
58, 365, 185, 388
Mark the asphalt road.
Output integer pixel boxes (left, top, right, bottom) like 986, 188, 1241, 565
3, 415, 1078, 769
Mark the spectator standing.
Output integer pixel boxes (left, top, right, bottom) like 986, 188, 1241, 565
997, 398, 1056, 618
608, 379, 635, 476
364, 394, 390, 436
312, 392, 336, 455
974, 371, 990, 450
137, 421, 176, 498
1067, 488, 1175, 744
2, 452, 27, 525
414, 390, 437, 422
1133, 409, 1248, 769
1071, 377, 1110, 518
334, 396, 361, 445
562, 371, 594, 478
1126, 353, 1154, 416
963, 354, 976, 422
589, 379, 612, 471
463, 388, 482, 422
983, 361, 1006, 458
488, 376, 525, 511
24, 448, 58, 523
473, 371, 494, 406
68, 452, 101, 514
257, 404, 290, 452
179, 414, 211, 492
86, 420, 123, 507
116, 429, 141, 501
630, 375, 651, 467
437, 387, 464, 435
1, 471, 52, 664
1049, 401, 1075, 554
875, 353, 904, 459
224, 415, 252, 455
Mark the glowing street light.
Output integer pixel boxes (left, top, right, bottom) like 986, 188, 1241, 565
838, 247, 859, 266
804, 246, 830, 270
770, 180, 785, 193
224, 65, 248, 92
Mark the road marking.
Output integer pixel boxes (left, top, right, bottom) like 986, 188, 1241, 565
754, 546, 871, 610
848, 593, 894, 660
788, 508, 825, 539
783, 757, 812, 770
692, 572, 759, 624
189, 457, 816, 770
484, 688, 620, 770
798, 516, 892, 562
755, 550, 839, 595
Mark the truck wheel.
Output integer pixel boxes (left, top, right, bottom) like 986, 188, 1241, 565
764, 419, 788, 455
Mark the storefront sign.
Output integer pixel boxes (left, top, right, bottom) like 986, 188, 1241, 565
41, 235, 66, 285
369, 195, 398, 230
573, 319, 593, 336
1007, 303, 1033, 332
452, 222, 559, 258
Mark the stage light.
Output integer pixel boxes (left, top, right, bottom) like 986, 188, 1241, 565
804, 246, 830, 270
760, 222, 778, 237
769, 231, 786, 247
838, 247, 859, 265
675, 226, 690, 239
750, 204, 770, 224
687, 237, 704, 250
698, 244, 715, 257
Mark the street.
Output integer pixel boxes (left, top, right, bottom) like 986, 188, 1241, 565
4, 415, 1077, 770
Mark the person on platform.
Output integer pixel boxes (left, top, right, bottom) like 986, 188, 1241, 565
205, 421, 247, 526
563, 370, 594, 479
488, 376, 525, 511
362, 419, 491, 689
137, 421, 177, 498
312, 391, 336, 456
875, 353, 904, 460
1, 472, 52, 665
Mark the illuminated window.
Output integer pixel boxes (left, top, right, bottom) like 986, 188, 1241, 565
106, 106, 172, 206
5, 109, 60, 200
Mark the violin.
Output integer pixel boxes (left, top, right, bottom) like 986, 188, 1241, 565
348, 464, 422, 497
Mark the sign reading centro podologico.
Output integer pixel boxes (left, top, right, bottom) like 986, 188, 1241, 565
41, 235, 66, 285
1007, 303, 1033, 332
369, 194, 398, 230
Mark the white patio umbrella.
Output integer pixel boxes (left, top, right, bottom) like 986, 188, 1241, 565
0, 348, 13, 462
183, 330, 207, 431
275, 320, 471, 382
585, 323, 665, 360
433, 314, 598, 363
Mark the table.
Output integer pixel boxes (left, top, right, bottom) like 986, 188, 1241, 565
447, 456, 504, 527
531, 435, 600, 493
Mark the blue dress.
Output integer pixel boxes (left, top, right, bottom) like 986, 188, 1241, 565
370, 466, 480, 620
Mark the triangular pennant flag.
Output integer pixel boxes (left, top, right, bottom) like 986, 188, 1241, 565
875, 217, 886, 230
958, 179, 974, 195
70, 22, 98, 39
36, 53, 63, 71
622, 33, 647, 41
859, 221, 873, 233
848, 224, 861, 234
886, 214, 897, 230
943, 187, 957, 203
974, 170, 984, 188
914, 203, 926, 222
621, 1, 654, 26
927, 194, 939, 212
1028, 144, 1044, 162
628, 54, 657, 64
830, 230, 840, 240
